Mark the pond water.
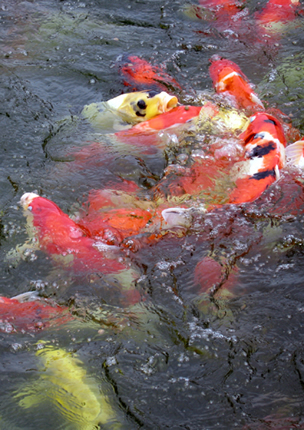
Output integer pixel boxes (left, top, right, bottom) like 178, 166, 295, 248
1, 0, 304, 429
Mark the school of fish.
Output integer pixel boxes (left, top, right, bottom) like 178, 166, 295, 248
2, 0, 304, 427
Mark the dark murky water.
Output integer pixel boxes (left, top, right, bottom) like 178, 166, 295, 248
1, 0, 304, 429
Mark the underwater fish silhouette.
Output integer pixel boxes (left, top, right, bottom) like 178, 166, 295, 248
255, 0, 302, 27
116, 54, 183, 92
15, 342, 121, 429
0, 294, 73, 333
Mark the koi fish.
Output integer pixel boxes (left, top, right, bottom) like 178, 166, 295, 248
115, 104, 216, 150
194, 256, 239, 299
77, 186, 195, 250
0, 293, 73, 333
228, 112, 286, 204
15, 342, 121, 429
82, 90, 178, 130
209, 56, 264, 111
255, 0, 302, 27
116, 54, 182, 92
153, 112, 286, 207
19, 191, 192, 265
20, 192, 127, 274
198, 0, 245, 22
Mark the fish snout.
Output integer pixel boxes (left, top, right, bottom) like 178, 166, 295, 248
20, 192, 39, 209
159, 92, 178, 113
161, 207, 193, 229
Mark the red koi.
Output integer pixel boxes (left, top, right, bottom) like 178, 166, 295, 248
115, 104, 217, 149
20, 193, 127, 274
198, 0, 245, 21
255, 0, 301, 26
116, 54, 182, 92
0, 296, 73, 333
77, 207, 154, 245
194, 256, 239, 298
228, 112, 286, 204
209, 56, 264, 111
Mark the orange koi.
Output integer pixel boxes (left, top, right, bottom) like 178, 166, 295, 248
255, 0, 302, 26
20, 193, 127, 274
77, 207, 154, 245
228, 112, 286, 204
115, 104, 217, 149
0, 295, 73, 333
77, 188, 194, 249
116, 54, 182, 92
209, 56, 264, 111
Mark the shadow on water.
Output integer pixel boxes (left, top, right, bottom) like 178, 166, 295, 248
1, 0, 304, 428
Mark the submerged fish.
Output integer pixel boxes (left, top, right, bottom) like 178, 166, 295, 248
209, 56, 264, 111
116, 54, 183, 92
15, 343, 121, 429
82, 90, 178, 131
255, 0, 302, 27
114, 105, 205, 149
0, 294, 73, 333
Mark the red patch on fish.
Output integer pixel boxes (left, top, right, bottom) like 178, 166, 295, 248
194, 256, 239, 296
115, 105, 204, 149
116, 55, 182, 92
26, 195, 126, 273
0, 296, 73, 333
77, 208, 153, 243
255, 0, 302, 25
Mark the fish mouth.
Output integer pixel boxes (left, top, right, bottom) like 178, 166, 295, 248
20, 192, 39, 209
161, 207, 193, 229
160, 92, 178, 113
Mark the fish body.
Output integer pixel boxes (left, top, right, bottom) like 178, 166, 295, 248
20, 193, 126, 274
82, 90, 178, 130
16, 343, 120, 429
0, 296, 73, 333
209, 57, 264, 111
255, 0, 301, 26
198, 0, 246, 27
115, 104, 215, 149
228, 112, 286, 203
153, 112, 287, 207
116, 54, 182, 92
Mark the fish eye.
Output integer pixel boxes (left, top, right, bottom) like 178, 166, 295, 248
137, 99, 147, 109
147, 90, 159, 98
254, 132, 265, 139
264, 118, 276, 125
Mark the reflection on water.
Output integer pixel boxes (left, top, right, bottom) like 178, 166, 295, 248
1, 0, 304, 429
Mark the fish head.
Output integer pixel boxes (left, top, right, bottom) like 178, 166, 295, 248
20, 192, 39, 210
209, 56, 246, 89
239, 112, 286, 146
106, 90, 178, 123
